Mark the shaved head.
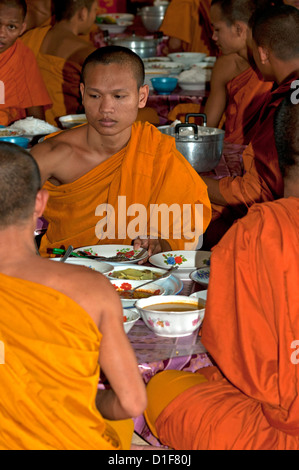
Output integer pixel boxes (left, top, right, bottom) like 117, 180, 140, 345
251, 5, 299, 60
0, 143, 41, 227
81, 46, 145, 89
211, 0, 283, 26
52, 0, 96, 22
0, 0, 27, 19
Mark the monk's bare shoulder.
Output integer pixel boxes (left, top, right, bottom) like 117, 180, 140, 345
31, 126, 88, 184
211, 53, 248, 86
32, 258, 123, 329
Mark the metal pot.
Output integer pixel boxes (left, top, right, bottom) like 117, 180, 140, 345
159, 114, 225, 173
105, 33, 162, 59
139, 5, 168, 33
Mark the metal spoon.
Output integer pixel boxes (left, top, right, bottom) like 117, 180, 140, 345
60, 245, 74, 262
124, 265, 179, 298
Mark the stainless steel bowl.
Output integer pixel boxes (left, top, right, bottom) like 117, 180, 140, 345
140, 5, 168, 33
159, 114, 225, 173
106, 34, 161, 59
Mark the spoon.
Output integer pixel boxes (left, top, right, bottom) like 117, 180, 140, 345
60, 245, 74, 263
124, 265, 179, 298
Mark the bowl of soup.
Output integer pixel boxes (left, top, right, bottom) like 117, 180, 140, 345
110, 280, 165, 308
135, 295, 205, 337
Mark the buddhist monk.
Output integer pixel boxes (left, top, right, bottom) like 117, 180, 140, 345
21, 0, 98, 126
159, 0, 218, 56
204, 0, 279, 145
0, 0, 51, 126
0, 141, 148, 450
30, 46, 211, 259
143, 89, 299, 450
201, 4, 299, 249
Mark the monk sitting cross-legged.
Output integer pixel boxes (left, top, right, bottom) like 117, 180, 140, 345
0, 0, 52, 126
30, 46, 212, 259
201, 4, 299, 249
0, 142, 148, 450
204, 0, 279, 145
144, 89, 299, 451
21, 0, 98, 126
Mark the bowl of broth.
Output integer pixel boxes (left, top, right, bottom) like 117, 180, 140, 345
135, 295, 205, 337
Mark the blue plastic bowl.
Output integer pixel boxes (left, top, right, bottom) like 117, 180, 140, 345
151, 77, 178, 95
0, 136, 30, 148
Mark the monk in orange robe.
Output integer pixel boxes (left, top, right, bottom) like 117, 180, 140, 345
0, 142, 147, 450
204, 0, 273, 144
144, 88, 299, 450
31, 47, 212, 257
21, 0, 98, 126
0, 0, 51, 126
159, 0, 218, 56
201, 4, 299, 249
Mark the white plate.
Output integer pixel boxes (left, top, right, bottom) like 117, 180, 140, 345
73, 244, 149, 263
96, 13, 135, 22
149, 250, 211, 281
189, 268, 210, 286
50, 257, 113, 274
143, 57, 171, 63
189, 289, 208, 301
107, 263, 172, 281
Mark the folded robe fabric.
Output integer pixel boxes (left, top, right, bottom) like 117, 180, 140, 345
39, 121, 212, 255
0, 39, 52, 126
155, 197, 299, 449
219, 74, 296, 216
224, 66, 273, 145
21, 26, 83, 126
159, 0, 216, 55
0, 273, 132, 450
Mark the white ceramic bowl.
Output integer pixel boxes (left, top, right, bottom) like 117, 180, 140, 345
168, 52, 207, 66
178, 81, 206, 91
110, 279, 165, 308
50, 257, 114, 274
135, 295, 205, 337
96, 13, 135, 23
123, 309, 140, 333
98, 21, 132, 34
58, 114, 87, 129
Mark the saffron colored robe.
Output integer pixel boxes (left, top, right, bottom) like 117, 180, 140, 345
0, 274, 133, 450
39, 121, 211, 256
154, 197, 299, 450
0, 39, 52, 126
224, 66, 273, 145
159, 0, 218, 56
219, 75, 296, 217
21, 26, 83, 126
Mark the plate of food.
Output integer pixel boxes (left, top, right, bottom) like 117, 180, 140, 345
73, 244, 149, 263
189, 267, 210, 286
58, 114, 87, 129
149, 250, 211, 280
50, 257, 113, 274
110, 279, 166, 308
107, 264, 172, 281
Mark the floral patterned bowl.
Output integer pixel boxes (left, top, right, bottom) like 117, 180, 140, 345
123, 309, 140, 334
135, 295, 205, 337
110, 280, 165, 308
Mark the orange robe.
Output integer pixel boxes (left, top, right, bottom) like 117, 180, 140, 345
224, 66, 273, 145
218, 74, 296, 217
0, 39, 52, 126
0, 273, 133, 450
39, 121, 211, 255
21, 26, 83, 126
153, 197, 299, 449
160, 0, 217, 56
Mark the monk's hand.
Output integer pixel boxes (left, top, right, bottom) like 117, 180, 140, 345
133, 237, 172, 264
